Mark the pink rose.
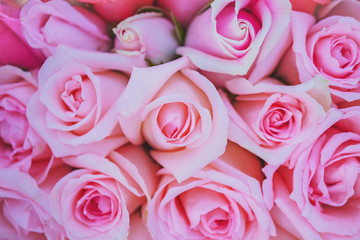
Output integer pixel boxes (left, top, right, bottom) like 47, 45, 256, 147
177, 0, 292, 86
156, 0, 210, 27
221, 76, 331, 165
0, 2, 44, 69
0, 65, 59, 184
20, 0, 111, 57
84, 0, 154, 23
277, 10, 360, 107
26, 45, 146, 158
118, 57, 229, 182
263, 107, 360, 239
0, 168, 64, 239
50, 144, 159, 240
290, 0, 330, 14
128, 211, 152, 240
113, 12, 178, 65
146, 141, 275, 240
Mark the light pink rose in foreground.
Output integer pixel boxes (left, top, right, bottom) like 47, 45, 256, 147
157, 0, 210, 27
177, 0, 292, 86
87, 0, 154, 23
50, 144, 159, 240
0, 65, 59, 184
221, 76, 331, 165
20, 0, 111, 57
263, 107, 360, 239
113, 12, 178, 65
277, 10, 360, 107
0, 168, 64, 239
118, 57, 229, 182
147, 141, 275, 240
26, 45, 147, 158
0, 2, 44, 69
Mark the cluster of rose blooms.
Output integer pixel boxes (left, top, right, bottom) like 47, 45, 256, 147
1, 0, 360, 239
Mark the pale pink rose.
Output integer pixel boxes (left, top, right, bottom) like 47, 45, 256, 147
0, 2, 44, 69
113, 12, 178, 65
157, 0, 210, 27
87, 0, 154, 23
0, 65, 60, 184
0, 168, 64, 240
177, 0, 292, 86
117, 57, 229, 182
277, 10, 360, 107
50, 144, 159, 240
20, 0, 111, 57
128, 211, 152, 240
147, 141, 275, 240
26, 45, 147, 158
221, 76, 331, 165
263, 107, 360, 239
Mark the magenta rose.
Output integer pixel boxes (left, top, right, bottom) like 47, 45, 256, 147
117, 57, 229, 182
26, 46, 146, 158
221, 76, 331, 165
146, 141, 275, 240
0, 2, 44, 69
0, 168, 64, 240
177, 0, 292, 85
113, 12, 178, 65
79, 0, 154, 23
0, 65, 59, 184
263, 107, 360, 239
277, 9, 360, 107
50, 144, 159, 240
156, 0, 210, 27
20, 0, 111, 57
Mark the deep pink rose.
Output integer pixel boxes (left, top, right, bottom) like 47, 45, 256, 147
290, 0, 330, 14
177, 0, 292, 86
50, 144, 159, 240
221, 76, 331, 165
20, 0, 111, 57
0, 65, 59, 184
84, 0, 154, 23
277, 10, 360, 107
146, 141, 275, 240
0, 169, 64, 239
263, 107, 360, 239
157, 0, 210, 27
117, 57, 229, 182
26, 46, 146, 158
0, 2, 44, 69
113, 12, 178, 65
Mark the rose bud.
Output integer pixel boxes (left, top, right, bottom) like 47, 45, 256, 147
113, 12, 178, 65
20, 0, 111, 57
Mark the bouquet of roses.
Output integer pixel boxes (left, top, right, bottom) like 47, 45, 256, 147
1, 0, 360, 239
